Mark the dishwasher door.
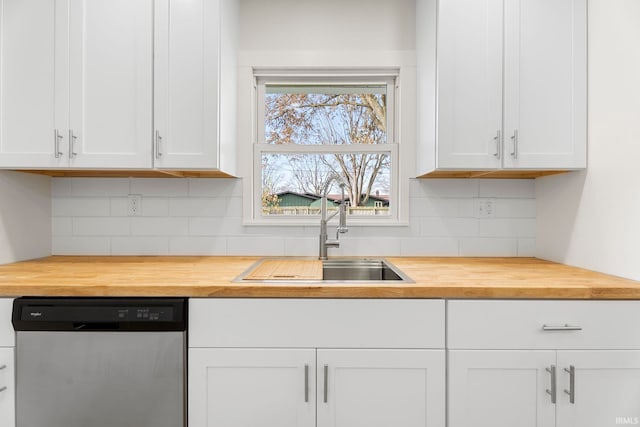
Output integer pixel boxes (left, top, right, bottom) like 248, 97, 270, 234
16, 330, 185, 427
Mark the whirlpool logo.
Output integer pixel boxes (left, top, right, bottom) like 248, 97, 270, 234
616, 417, 640, 425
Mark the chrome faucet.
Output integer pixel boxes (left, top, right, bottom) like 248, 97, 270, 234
319, 179, 348, 260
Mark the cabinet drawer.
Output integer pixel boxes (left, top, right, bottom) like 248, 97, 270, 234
0, 299, 14, 347
190, 299, 445, 349
448, 300, 640, 349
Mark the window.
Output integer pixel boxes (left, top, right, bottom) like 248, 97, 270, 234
253, 71, 399, 224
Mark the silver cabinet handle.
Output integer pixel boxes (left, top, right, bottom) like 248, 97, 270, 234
510, 129, 519, 159
69, 129, 78, 159
542, 324, 583, 331
493, 129, 502, 159
323, 364, 328, 403
0, 386, 6, 393
304, 364, 309, 403
54, 129, 64, 158
545, 365, 556, 404
0, 364, 6, 370
155, 130, 163, 159
564, 365, 575, 404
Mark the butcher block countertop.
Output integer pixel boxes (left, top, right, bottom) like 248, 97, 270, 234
0, 256, 638, 299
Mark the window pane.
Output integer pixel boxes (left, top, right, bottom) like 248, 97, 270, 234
264, 85, 387, 145
261, 152, 391, 217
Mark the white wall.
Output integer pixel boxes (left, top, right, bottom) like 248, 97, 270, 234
51, 177, 535, 256
536, 0, 640, 280
0, 171, 51, 264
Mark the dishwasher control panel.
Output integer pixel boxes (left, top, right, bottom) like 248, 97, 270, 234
12, 297, 187, 331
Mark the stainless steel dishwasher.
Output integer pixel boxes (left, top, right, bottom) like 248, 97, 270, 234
12, 297, 187, 427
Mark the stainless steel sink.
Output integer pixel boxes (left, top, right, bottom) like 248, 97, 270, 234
235, 258, 413, 283
322, 259, 405, 281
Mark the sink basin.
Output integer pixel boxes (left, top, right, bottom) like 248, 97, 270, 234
235, 258, 413, 283
322, 259, 404, 281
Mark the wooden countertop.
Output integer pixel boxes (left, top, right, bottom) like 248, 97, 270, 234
0, 256, 638, 299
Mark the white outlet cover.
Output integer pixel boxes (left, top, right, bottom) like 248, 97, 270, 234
475, 198, 496, 218
128, 194, 142, 216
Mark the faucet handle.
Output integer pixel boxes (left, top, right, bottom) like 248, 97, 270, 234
325, 239, 340, 248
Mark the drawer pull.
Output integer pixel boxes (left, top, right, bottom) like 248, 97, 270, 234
542, 324, 582, 331
0, 386, 6, 393
304, 364, 309, 403
545, 365, 556, 403
564, 365, 575, 404
323, 364, 329, 403
0, 364, 6, 370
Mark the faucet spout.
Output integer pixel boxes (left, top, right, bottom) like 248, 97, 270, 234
319, 179, 348, 260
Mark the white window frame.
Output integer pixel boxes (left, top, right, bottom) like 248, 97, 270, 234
251, 69, 402, 226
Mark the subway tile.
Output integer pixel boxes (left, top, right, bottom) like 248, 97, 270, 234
189, 217, 244, 236
52, 236, 111, 255
518, 238, 537, 257
410, 197, 460, 218
51, 179, 72, 196
131, 217, 189, 236
400, 238, 459, 256
111, 237, 169, 255
413, 179, 479, 198
141, 198, 170, 217
52, 218, 73, 236
110, 198, 129, 217
73, 217, 130, 236
420, 217, 478, 237
169, 198, 226, 217
53, 197, 110, 217
479, 179, 535, 198
222, 197, 243, 217
494, 198, 536, 218
459, 238, 518, 256
227, 236, 285, 256
330, 238, 402, 257
284, 238, 317, 257
478, 218, 536, 238
188, 178, 243, 197
70, 178, 130, 196
169, 237, 227, 255
130, 178, 188, 197
344, 223, 419, 238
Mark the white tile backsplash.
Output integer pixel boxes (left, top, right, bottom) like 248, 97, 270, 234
52, 177, 537, 256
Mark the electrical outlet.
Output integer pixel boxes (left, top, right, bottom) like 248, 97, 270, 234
128, 195, 142, 217
475, 198, 496, 218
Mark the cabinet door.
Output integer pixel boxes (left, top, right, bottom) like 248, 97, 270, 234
449, 350, 556, 427
189, 348, 315, 427
317, 349, 445, 427
503, 0, 587, 169
0, 0, 69, 167
154, 0, 220, 169
557, 351, 640, 427
68, 0, 153, 168
0, 348, 15, 427
436, 0, 503, 170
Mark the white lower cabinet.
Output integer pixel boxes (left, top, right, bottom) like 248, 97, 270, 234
448, 350, 556, 427
317, 349, 444, 427
189, 348, 315, 427
0, 299, 14, 427
0, 348, 14, 427
189, 348, 444, 427
448, 300, 640, 427
188, 298, 446, 427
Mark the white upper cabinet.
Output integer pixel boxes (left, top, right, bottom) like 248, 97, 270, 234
0, 0, 68, 168
0, 0, 237, 173
154, 0, 237, 171
0, 0, 152, 169
436, 0, 504, 170
68, 0, 153, 169
502, 0, 587, 169
417, 0, 587, 176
